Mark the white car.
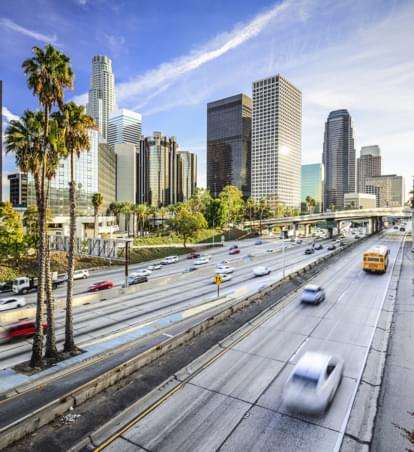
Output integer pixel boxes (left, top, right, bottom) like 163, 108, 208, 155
0, 297, 26, 311
212, 273, 232, 283
148, 264, 162, 271
132, 269, 152, 278
194, 256, 210, 265
161, 256, 178, 265
283, 352, 344, 414
73, 269, 89, 280
216, 265, 234, 274
253, 266, 271, 277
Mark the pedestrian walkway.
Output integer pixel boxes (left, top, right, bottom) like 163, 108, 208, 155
372, 240, 414, 451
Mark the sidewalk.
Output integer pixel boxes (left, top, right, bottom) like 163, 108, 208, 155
372, 240, 414, 451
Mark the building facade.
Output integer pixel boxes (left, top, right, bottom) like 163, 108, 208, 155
364, 174, 405, 207
108, 109, 142, 146
251, 75, 302, 208
177, 151, 197, 202
322, 109, 356, 210
301, 163, 324, 213
87, 56, 116, 140
0, 81, 2, 202
207, 94, 251, 198
115, 142, 137, 203
98, 143, 116, 211
357, 145, 381, 193
344, 192, 376, 209
8, 173, 27, 208
137, 132, 178, 207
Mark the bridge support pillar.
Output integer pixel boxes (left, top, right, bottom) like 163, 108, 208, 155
328, 228, 333, 239
336, 221, 341, 234
292, 223, 297, 239
304, 224, 310, 237
367, 218, 373, 234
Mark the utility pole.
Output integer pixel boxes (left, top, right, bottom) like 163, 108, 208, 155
282, 237, 286, 278
124, 240, 130, 289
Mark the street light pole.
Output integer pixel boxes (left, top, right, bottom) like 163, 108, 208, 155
282, 237, 286, 278
124, 240, 130, 289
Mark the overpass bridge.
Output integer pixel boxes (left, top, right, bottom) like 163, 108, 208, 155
243, 207, 413, 238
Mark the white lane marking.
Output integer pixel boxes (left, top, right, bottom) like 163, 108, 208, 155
337, 289, 348, 302
163, 333, 174, 338
289, 337, 309, 363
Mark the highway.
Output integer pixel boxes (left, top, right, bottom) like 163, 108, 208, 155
0, 235, 345, 369
100, 230, 404, 452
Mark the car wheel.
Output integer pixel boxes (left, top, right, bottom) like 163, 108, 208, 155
22, 289, 28, 295
83, 275, 87, 279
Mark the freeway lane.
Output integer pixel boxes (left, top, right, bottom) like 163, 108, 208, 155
0, 236, 337, 369
103, 234, 402, 452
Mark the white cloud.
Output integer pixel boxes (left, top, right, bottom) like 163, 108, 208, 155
0, 17, 58, 44
104, 33, 126, 56
2, 106, 19, 122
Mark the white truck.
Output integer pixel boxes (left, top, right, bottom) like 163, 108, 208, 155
12, 272, 67, 295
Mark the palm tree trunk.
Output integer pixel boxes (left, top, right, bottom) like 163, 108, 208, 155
30, 166, 46, 368
64, 151, 77, 353
94, 210, 97, 238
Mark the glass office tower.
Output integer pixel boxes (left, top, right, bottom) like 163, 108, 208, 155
301, 163, 324, 213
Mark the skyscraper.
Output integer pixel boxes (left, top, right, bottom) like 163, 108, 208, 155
137, 132, 178, 207
87, 56, 116, 140
365, 174, 405, 207
251, 75, 302, 208
0, 80, 3, 202
177, 151, 197, 202
357, 145, 382, 193
322, 109, 356, 210
115, 143, 138, 203
8, 173, 27, 208
98, 143, 116, 210
207, 94, 251, 198
108, 109, 142, 146
301, 163, 324, 213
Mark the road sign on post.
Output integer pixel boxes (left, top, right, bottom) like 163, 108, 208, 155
214, 273, 223, 297
317, 221, 336, 229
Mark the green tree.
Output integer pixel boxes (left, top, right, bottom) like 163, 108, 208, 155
0, 203, 26, 262
245, 196, 256, 222
61, 102, 95, 354
159, 206, 168, 232
305, 195, 316, 213
120, 201, 134, 236
170, 208, 207, 247
188, 187, 212, 213
257, 197, 271, 234
135, 204, 149, 237
204, 198, 228, 228
219, 185, 244, 227
91, 192, 104, 238
108, 201, 123, 226
149, 206, 158, 230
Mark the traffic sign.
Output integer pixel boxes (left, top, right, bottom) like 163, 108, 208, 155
317, 221, 336, 229
214, 273, 223, 285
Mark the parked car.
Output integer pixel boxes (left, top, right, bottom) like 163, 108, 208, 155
194, 256, 210, 265
327, 244, 336, 251
147, 264, 162, 271
132, 269, 152, 278
255, 239, 263, 245
253, 266, 271, 277
229, 248, 240, 255
123, 275, 148, 287
73, 269, 89, 280
87, 280, 114, 292
283, 352, 344, 414
187, 252, 201, 259
0, 281, 13, 293
212, 273, 232, 283
183, 266, 197, 273
0, 320, 47, 344
161, 256, 178, 265
300, 285, 325, 304
0, 297, 26, 311
314, 244, 323, 250
304, 248, 314, 255
216, 265, 234, 274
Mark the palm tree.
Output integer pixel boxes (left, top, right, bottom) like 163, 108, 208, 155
159, 207, 168, 233
136, 204, 149, 237
91, 192, 104, 238
108, 201, 123, 227
149, 206, 158, 231
246, 197, 256, 222
22, 44, 73, 366
120, 202, 134, 236
61, 102, 96, 354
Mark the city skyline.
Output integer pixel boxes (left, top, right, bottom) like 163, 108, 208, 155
1, 0, 413, 199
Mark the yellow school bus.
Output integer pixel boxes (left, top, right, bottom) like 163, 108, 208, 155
363, 245, 390, 273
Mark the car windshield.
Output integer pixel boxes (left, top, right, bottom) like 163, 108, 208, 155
291, 373, 319, 388
304, 288, 317, 294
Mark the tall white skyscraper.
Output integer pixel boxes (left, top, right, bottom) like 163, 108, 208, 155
251, 74, 302, 208
108, 109, 142, 146
87, 56, 116, 140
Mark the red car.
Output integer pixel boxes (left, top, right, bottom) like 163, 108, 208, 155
0, 320, 47, 343
229, 248, 240, 255
88, 280, 114, 292
187, 252, 201, 259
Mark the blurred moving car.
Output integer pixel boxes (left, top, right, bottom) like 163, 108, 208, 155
314, 244, 323, 250
132, 269, 152, 277
304, 248, 314, 255
124, 275, 148, 287
253, 266, 271, 276
161, 256, 179, 264
216, 265, 234, 274
229, 247, 240, 255
187, 252, 201, 259
184, 266, 197, 273
0, 297, 26, 311
194, 256, 210, 265
296, 239, 303, 244
255, 239, 263, 245
283, 352, 344, 414
300, 285, 325, 304
148, 264, 162, 271
327, 244, 336, 251
212, 273, 232, 283
0, 320, 47, 344
229, 244, 239, 250
73, 269, 90, 280
87, 280, 114, 292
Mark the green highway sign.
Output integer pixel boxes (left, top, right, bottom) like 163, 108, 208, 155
317, 221, 336, 229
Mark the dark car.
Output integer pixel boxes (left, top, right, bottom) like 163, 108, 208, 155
187, 252, 201, 259
124, 275, 148, 287
315, 244, 323, 250
87, 280, 114, 292
327, 244, 336, 251
0, 320, 47, 343
184, 266, 197, 273
339, 241, 345, 247
304, 248, 314, 255
400, 227, 406, 232
0, 281, 13, 293
229, 245, 239, 250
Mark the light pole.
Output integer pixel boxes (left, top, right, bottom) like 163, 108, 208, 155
282, 237, 286, 278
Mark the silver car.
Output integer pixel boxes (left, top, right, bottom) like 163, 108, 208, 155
300, 284, 325, 304
283, 352, 344, 414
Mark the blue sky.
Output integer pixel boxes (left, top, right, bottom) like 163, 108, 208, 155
1, 0, 414, 199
